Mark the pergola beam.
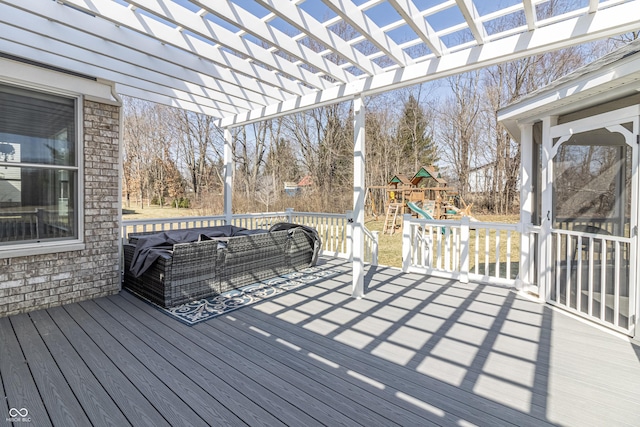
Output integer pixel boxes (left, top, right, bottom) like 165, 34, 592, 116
220, 0, 640, 126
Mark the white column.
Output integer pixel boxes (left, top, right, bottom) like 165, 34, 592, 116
539, 116, 557, 302
352, 96, 365, 298
518, 123, 534, 292
223, 127, 233, 225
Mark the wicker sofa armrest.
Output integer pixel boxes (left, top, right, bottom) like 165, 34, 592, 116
124, 239, 221, 307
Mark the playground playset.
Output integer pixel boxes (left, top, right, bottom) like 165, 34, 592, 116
369, 166, 473, 235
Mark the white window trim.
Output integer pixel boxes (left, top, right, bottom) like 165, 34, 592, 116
0, 80, 85, 257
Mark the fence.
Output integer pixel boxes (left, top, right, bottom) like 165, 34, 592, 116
402, 214, 521, 287
121, 209, 378, 264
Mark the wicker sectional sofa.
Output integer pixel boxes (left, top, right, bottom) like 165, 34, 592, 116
123, 224, 319, 308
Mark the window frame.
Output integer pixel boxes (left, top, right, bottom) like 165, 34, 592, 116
0, 81, 84, 258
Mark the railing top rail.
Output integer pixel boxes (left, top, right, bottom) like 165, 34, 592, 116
122, 215, 225, 226
122, 212, 294, 226
552, 227, 631, 242
405, 217, 520, 231
232, 211, 290, 218
291, 212, 347, 219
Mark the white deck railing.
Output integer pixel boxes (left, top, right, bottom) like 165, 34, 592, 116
549, 228, 632, 334
402, 214, 521, 287
121, 209, 378, 265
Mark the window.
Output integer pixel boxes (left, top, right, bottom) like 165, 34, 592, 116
0, 83, 79, 247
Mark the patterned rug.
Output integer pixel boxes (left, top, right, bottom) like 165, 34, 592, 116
131, 265, 343, 326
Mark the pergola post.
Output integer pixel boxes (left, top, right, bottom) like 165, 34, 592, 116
224, 127, 233, 225
352, 95, 365, 298
539, 115, 557, 302
518, 123, 534, 293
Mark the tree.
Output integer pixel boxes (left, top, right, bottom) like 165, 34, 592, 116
437, 71, 481, 202
396, 93, 438, 172
170, 109, 222, 199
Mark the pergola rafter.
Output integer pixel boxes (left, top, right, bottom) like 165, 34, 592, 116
455, 0, 488, 45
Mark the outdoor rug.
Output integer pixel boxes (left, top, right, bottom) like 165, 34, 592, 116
128, 264, 344, 326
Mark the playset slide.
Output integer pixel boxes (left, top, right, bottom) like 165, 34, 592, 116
406, 201, 435, 220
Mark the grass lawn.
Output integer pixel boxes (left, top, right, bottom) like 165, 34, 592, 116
122, 205, 207, 219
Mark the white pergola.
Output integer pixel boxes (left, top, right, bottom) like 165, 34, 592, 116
3, 0, 640, 296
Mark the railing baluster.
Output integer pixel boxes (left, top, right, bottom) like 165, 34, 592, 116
495, 231, 501, 279
555, 233, 561, 304
614, 241, 620, 327
506, 230, 511, 280
576, 235, 582, 314
484, 228, 489, 277
600, 238, 606, 322
565, 233, 571, 308
588, 237, 594, 316
436, 228, 443, 270
474, 227, 479, 275
453, 227, 459, 271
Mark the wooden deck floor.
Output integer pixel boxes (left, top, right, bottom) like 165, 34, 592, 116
1, 258, 639, 427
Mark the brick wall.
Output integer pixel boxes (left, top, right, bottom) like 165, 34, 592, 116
0, 99, 121, 317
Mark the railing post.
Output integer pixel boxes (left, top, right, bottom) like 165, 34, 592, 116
402, 214, 412, 272
346, 210, 353, 261
285, 208, 294, 223
460, 216, 470, 283
371, 231, 379, 266
515, 223, 527, 291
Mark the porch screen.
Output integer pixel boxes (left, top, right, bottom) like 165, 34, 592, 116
553, 128, 631, 238
0, 83, 78, 244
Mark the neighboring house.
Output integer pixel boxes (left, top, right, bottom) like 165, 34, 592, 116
284, 181, 299, 196
0, 57, 122, 317
297, 175, 313, 189
467, 162, 494, 194
283, 175, 313, 196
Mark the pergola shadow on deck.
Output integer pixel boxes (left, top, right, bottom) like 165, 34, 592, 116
1, 258, 639, 427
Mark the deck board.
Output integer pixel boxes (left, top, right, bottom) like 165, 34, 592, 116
10, 313, 91, 426
47, 305, 171, 427
97, 295, 303, 427
229, 295, 548, 427
62, 302, 208, 427
1, 258, 639, 427
28, 309, 130, 427
0, 317, 52, 427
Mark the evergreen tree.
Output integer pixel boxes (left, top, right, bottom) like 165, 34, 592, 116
396, 94, 438, 171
